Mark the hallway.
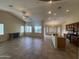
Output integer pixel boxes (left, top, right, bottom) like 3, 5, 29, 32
0, 37, 78, 59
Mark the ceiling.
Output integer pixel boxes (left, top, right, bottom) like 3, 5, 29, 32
0, 0, 79, 26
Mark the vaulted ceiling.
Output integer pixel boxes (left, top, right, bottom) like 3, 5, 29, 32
0, 0, 79, 26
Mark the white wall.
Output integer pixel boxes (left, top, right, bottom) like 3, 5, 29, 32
0, 11, 24, 42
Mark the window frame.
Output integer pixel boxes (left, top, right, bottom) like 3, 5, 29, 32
34, 26, 42, 33
20, 26, 24, 33
25, 26, 32, 33
0, 23, 5, 36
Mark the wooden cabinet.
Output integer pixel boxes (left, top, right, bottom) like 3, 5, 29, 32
78, 23, 79, 31
72, 36, 78, 46
66, 22, 79, 47
66, 22, 79, 32
57, 37, 66, 48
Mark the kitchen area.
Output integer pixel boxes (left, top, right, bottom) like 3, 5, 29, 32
44, 22, 79, 49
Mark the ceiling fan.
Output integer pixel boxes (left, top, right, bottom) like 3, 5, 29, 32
22, 11, 32, 22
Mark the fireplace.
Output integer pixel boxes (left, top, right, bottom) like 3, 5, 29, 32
9, 33, 20, 39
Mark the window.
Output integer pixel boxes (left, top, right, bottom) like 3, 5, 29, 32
25, 26, 32, 32
21, 26, 24, 33
34, 26, 42, 33
0, 24, 4, 35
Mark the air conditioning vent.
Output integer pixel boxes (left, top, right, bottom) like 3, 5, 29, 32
39, 0, 61, 2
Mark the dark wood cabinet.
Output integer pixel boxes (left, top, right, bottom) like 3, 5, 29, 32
66, 22, 79, 31
66, 22, 79, 47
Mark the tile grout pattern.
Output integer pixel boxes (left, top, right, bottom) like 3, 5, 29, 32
0, 37, 78, 59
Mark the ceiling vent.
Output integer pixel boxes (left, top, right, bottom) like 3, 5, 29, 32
39, 0, 61, 2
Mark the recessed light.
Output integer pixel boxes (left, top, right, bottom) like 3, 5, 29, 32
48, 0, 53, 4
66, 10, 70, 13
48, 11, 52, 14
